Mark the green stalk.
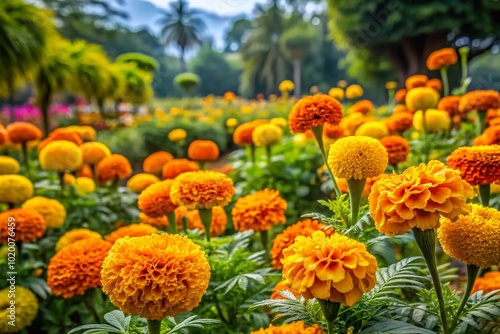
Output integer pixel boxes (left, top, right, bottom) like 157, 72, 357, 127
250, 144, 256, 164
181, 216, 188, 233
450, 264, 480, 332
147, 319, 162, 334
476, 109, 487, 137
166, 212, 177, 234
21, 142, 31, 178
58, 172, 66, 196
421, 109, 429, 163
479, 184, 491, 207
440, 67, 450, 96
199, 161, 206, 170
413, 228, 449, 334
199, 208, 213, 242
266, 145, 272, 163
346, 178, 366, 226
311, 125, 341, 197
318, 299, 340, 334
460, 47, 469, 83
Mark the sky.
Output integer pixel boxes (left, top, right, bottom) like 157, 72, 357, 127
146, 0, 268, 16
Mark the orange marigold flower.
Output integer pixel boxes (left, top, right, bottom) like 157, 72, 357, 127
393, 104, 409, 113
347, 99, 374, 115
487, 108, 500, 126
438, 96, 461, 118
39, 141, 83, 172
477, 125, 500, 145
48, 239, 112, 298
323, 123, 345, 139
270, 279, 300, 300
78, 164, 93, 179
96, 154, 132, 184
224, 91, 236, 101
426, 78, 443, 93
6, 122, 42, 144
0, 208, 46, 243
105, 224, 158, 244
49, 128, 83, 146
471, 271, 500, 294
251, 321, 324, 334
426, 48, 458, 71
369, 160, 475, 236
282, 231, 378, 306
101, 233, 211, 320
233, 120, 269, 145
232, 189, 286, 232
170, 171, 235, 210
385, 112, 413, 133
143, 151, 174, 176
363, 173, 390, 197
188, 140, 220, 161
139, 212, 170, 229
288, 94, 343, 133
126, 173, 159, 193
395, 89, 407, 103
80, 142, 111, 165
162, 158, 199, 179
380, 135, 410, 165
271, 219, 333, 269
446, 145, 500, 185
459, 90, 500, 112
405, 74, 428, 90
55, 228, 102, 252
138, 179, 177, 217
182, 206, 227, 237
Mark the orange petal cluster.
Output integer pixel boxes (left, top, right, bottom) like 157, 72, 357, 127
6, 122, 42, 144
139, 212, 170, 229
471, 271, 500, 294
138, 179, 177, 217
105, 224, 158, 244
426, 48, 458, 70
0, 208, 46, 243
80, 142, 111, 165
96, 154, 132, 184
288, 94, 343, 133
459, 90, 500, 112
405, 74, 428, 90
394, 89, 407, 103
270, 279, 300, 300
162, 158, 199, 179
385, 112, 413, 133
233, 120, 269, 145
188, 140, 220, 161
347, 99, 374, 115
446, 146, 500, 185
380, 135, 410, 165
474, 126, 500, 146
251, 321, 324, 334
143, 151, 174, 176
176, 206, 227, 237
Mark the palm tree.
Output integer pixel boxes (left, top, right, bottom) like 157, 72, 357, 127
157, 0, 206, 72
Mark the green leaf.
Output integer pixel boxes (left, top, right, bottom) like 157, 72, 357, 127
104, 310, 129, 332
67, 324, 123, 334
359, 318, 436, 334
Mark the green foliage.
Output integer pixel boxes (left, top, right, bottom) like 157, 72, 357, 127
174, 72, 201, 95
116, 52, 159, 74
281, 23, 320, 60
455, 290, 500, 333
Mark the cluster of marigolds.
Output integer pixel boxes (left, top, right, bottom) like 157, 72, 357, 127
0, 46, 499, 333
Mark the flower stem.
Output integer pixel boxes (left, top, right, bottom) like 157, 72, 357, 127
311, 125, 341, 197
260, 230, 269, 262
147, 319, 162, 334
460, 47, 469, 83
479, 184, 491, 207
318, 299, 340, 334
199, 208, 213, 242
166, 212, 177, 234
58, 172, 66, 196
250, 144, 256, 164
440, 67, 450, 96
21, 142, 31, 178
199, 161, 206, 170
413, 228, 449, 334
476, 109, 487, 137
451, 264, 479, 332
346, 178, 366, 226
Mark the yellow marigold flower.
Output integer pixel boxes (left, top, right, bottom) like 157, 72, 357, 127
279, 80, 295, 93
385, 81, 398, 90
380, 135, 410, 165
6, 122, 42, 144
48, 239, 112, 298
282, 231, 378, 306
75, 177, 96, 195
126, 173, 159, 193
171, 171, 235, 210
328, 87, 344, 100
395, 89, 407, 103
139, 212, 169, 229
405, 87, 439, 112
426, 48, 458, 70
0, 286, 38, 333
426, 78, 443, 93
328, 136, 388, 180
138, 179, 177, 217
226, 118, 238, 128
270, 117, 287, 129
339, 112, 374, 136
289, 94, 343, 133
39, 141, 83, 172
459, 90, 500, 112
252, 124, 283, 147
271, 219, 333, 269
101, 233, 211, 320
179, 206, 228, 237
354, 121, 389, 139
446, 145, 500, 186
188, 140, 220, 161
22, 196, 66, 229
385, 112, 413, 133
471, 271, 500, 294
413, 109, 450, 133
63, 173, 76, 186
270, 279, 300, 300
0, 208, 45, 243
162, 158, 199, 179
0, 156, 20, 174
55, 228, 102, 252
96, 154, 132, 184
345, 84, 364, 99
369, 160, 475, 236
232, 189, 286, 232
168, 128, 187, 142
224, 91, 236, 101
105, 224, 158, 244
67, 125, 96, 141
0, 174, 33, 204
233, 120, 269, 145
49, 127, 83, 146
405, 74, 428, 90
337, 80, 348, 88
251, 321, 324, 334
80, 142, 111, 165
348, 99, 375, 115
438, 204, 500, 268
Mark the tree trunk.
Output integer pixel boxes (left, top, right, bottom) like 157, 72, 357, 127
40, 87, 52, 137
180, 47, 187, 73
7, 96, 15, 123
293, 58, 301, 99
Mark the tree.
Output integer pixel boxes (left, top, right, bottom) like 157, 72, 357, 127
327, 0, 500, 82
157, 0, 206, 73
116, 53, 159, 75
224, 18, 252, 53
117, 63, 153, 106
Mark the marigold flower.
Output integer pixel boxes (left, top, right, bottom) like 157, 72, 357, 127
279, 80, 295, 93
393, 104, 409, 113
270, 279, 300, 300
233, 120, 270, 145
126, 173, 159, 193
271, 219, 333, 269
425, 78, 443, 93
181, 206, 227, 237
426, 48, 458, 70
6, 122, 42, 144
459, 90, 500, 112
188, 140, 220, 161
55, 228, 102, 252
251, 321, 324, 334
69, 125, 96, 141
226, 118, 238, 128
347, 100, 374, 115
22, 196, 66, 229
328, 87, 344, 100
446, 145, 500, 185
39, 141, 83, 172
0, 156, 20, 174
339, 113, 374, 136
224, 91, 236, 101
162, 158, 199, 179
0, 286, 38, 333
96, 154, 132, 184
0, 125, 8, 146
80, 142, 111, 165
413, 109, 451, 133
385, 81, 398, 90
406, 87, 439, 112
75, 177, 96, 195
471, 271, 500, 294
328, 136, 388, 180
252, 124, 283, 147
101, 233, 211, 320
270, 117, 287, 129
438, 204, 500, 268
385, 112, 413, 133
282, 231, 377, 306
142, 151, 173, 177
49, 128, 83, 146
345, 84, 363, 99
337, 173, 389, 197
355, 121, 389, 139
289, 95, 343, 133
78, 164, 93, 179
438, 95, 461, 118
476, 125, 500, 145
0, 174, 33, 204
48, 239, 112, 298
168, 128, 187, 142
395, 89, 407, 103
105, 224, 158, 244
138, 179, 177, 217
0, 208, 45, 243
138, 212, 169, 229
232, 189, 286, 232
405, 74, 428, 90
323, 123, 345, 139
369, 160, 475, 236
380, 135, 410, 165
